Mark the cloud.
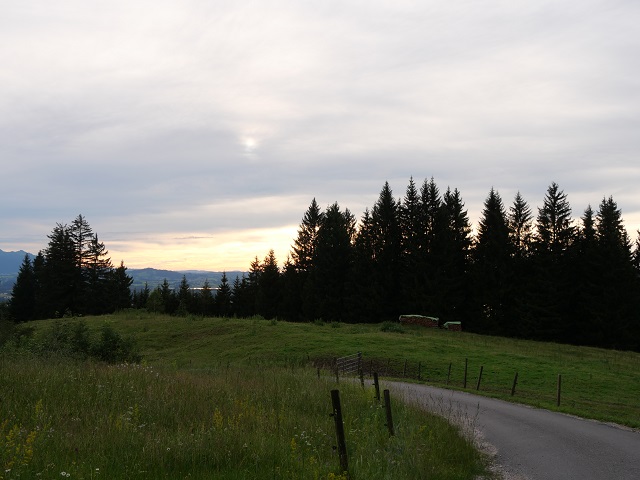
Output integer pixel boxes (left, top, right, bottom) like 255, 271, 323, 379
1, 0, 640, 269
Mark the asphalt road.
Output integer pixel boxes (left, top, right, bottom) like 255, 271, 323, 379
387, 382, 640, 480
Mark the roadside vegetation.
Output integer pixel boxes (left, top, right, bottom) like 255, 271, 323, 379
2, 309, 639, 478
61, 310, 638, 429
1, 315, 492, 480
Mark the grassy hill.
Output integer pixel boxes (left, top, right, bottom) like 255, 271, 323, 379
2, 312, 639, 479
16, 311, 640, 428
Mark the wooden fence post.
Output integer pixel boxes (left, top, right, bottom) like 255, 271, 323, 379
330, 390, 349, 474
373, 372, 380, 401
557, 374, 562, 406
383, 389, 395, 436
447, 362, 452, 385
359, 368, 364, 389
511, 372, 518, 396
464, 358, 468, 388
418, 362, 422, 381
476, 365, 484, 391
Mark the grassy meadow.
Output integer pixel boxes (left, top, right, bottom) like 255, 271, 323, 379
91, 310, 639, 428
2, 311, 640, 479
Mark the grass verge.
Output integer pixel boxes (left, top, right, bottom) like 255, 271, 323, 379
0, 355, 489, 479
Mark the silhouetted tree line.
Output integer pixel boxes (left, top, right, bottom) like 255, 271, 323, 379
8, 215, 133, 321
130, 273, 235, 318
225, 179, 640, 351
12, 182, 639, 352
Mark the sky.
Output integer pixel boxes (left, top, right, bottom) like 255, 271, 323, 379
2, 0, 640, 271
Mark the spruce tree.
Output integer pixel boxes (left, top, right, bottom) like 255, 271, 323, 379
136, 283, 150, 309
568, 205, 601, 346
257, 251, 280, 319
231, 275, 249, 317
593, 196, 639, 348
245, 257, 261, 317
535, 182, 575, 255
348, 208, 384, 322
417, 177, 442, 315
110, 261, 133, 311
508, 192, 533, 258
215, 272, 232, 318
159, 279, 178, 314
370, 182, 402, 320
9, 255, 37, 322
199, 279, 215, 316
472, 188, 512, 334
399, 177, 424, 314
40, 223, 77, 317
84, 234, 113, 314
291, 198, 324, 273
531, 183, 575, 341
433, 187, 472, 324
420, 177, 441, 255
313, 203, 354, 322
400, 177, 422, 260
633, 231, 640, 273
177, 276, 192, 316
503, 192, 536, 338
279, 257, 303, 322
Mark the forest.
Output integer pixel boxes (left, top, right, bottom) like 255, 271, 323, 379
6, 215, 133, 321
5, 179, 640, 352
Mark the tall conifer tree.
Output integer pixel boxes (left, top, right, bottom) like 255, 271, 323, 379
592, 196, 639, 348
215, 272, 232, 318
531, 183, 575, 341
9, 255, 36, 322
399, 178, 424, 313
370, 182, 402, 320
433, 187, 472, 323
257, 251, 280, 319
313, 203, 354, 322
472, 188, 512, 333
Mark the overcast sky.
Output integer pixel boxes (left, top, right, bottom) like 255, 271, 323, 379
2, 0, 639, 271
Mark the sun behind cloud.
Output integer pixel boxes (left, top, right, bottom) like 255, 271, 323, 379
242, 136, 258, 154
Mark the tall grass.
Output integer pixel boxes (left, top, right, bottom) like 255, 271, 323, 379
0, 355, 488, 479
7, 312, 640, 427
10, 312, 640, 427
78, 311, 640, 428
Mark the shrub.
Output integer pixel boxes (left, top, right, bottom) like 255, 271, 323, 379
0, 320, 141, 364
91, 324, 142, 364
380, 321, 405, 333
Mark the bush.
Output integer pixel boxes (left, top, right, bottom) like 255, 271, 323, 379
380, 321, 405, 333
91, 324, 142, 364
0, 320, 141, 364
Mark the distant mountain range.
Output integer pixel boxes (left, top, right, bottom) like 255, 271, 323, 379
0, 249, 246, 299
0, 249, 35, 274
126, 268, 247, 292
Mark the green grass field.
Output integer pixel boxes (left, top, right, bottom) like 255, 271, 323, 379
95, 310, 639, 429
2, 311, 639, 479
